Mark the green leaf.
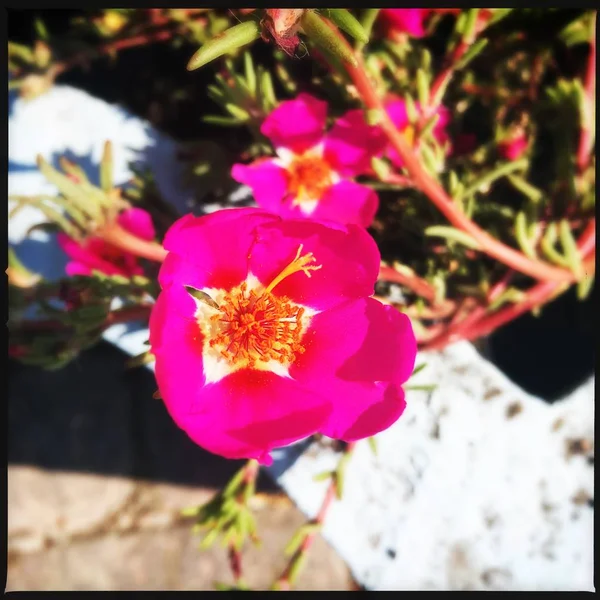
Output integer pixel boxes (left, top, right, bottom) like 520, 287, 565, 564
202, 115, 244, 127
321, 9, 369, 44
507, 174, 543, 204
243, 51, 256, 94
187, 21, 262, 71
411, 363, 428, 377
357, 9, 380, 48
301, 10, 358, 68
312, 470, 334, 482
558, 220, 584, 280
515, 211, 537, 260
99, 141, 113, 192
34, 17, 50, 40
425, 226, 481, 250
540, 223, 570, 267
416, 68, 430, 108
367, 436, 378, 457
577, 273, 594, 300
454, 38, 489, 71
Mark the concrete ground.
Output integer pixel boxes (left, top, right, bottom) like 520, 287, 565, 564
7, 342, 355, 591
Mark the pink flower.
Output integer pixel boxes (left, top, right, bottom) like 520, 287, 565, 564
384, 98, 451, 167
57, 207, 156, 278
380, 9, 433, 38
149, 208, 416, 465
232, 93, 385, 228
498, 133, 528, 161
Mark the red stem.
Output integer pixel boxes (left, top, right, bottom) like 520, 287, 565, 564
328, 26, 575, 284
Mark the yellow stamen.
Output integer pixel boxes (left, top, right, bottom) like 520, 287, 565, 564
264, 244, 322, 294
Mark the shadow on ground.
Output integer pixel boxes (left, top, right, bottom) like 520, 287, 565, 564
8, 343, 279, 494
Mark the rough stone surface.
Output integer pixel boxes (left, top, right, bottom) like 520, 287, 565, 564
7, 495, 353, 591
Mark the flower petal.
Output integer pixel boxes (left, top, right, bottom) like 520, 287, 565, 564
381, 9, 431, 37
57, 233, 128, 277
117, 207, 156, 241
260, 93, 328, 153
180, 370, 331, 461
324, 109, 387, 176
231, 159, 288, 213
291, 297, 415, 441
310, 180, 379, 228
150, 286, 206, 429
160, 209, 279, 291
248, 218, 380, 311
293, 297, 416, 386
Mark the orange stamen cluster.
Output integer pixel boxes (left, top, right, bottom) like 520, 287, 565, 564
285, 153, 334, 204
204, 245, 322, 370
209, 282, 306, 368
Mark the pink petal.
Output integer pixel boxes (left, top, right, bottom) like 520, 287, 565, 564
57, 232, 128, 277
175, 369, 331, 461
159, 209, 279, 292
324, 109, 387, 176
381, 9, 431, 37
293, 297, 416, 386
150, 286, 206, 429
310, 180, 379, 228
386, 99, 410, 131
260, 93, 328, 153
292, 297, 416, 441
65, 261, 93, 277
117, 207, 156, 241
248, 218, 380, 311
231, 159, 288, 212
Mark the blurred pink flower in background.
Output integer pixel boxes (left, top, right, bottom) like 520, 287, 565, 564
498, 132, 529, 161
149, 208, 417, 465
57, 207, 155, 277
384, 98, 451, 167
232, 93, 385, 228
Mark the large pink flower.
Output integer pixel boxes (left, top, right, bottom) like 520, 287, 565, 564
232, 94, 385, 228
57, 207, 156, 277
149, 208, 416, 465
385, 98, 451, 167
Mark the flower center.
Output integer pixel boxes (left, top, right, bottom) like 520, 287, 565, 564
285, 153, 334, 204
196, 246, 322, 374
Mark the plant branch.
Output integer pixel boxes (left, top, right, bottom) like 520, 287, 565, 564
328, 26, 577, 284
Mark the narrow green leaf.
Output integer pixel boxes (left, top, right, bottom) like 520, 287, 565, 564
540, 223, 570, 267
357, 9, 380, 48
187, 21, 261, 71
367, 436, 378, 457
258, 67, 277, 111
416, 68, 430, 107
34, 17, 50, 40
202, 115, 243, 127
420, 113, 440, 141
100, 141, 113, 192
404, 94, 419, 124
577, 273, 594, 300
321, 9, 369, 44
507, 174, 543, 204
225, 103, 249, 120
243, 51, 256, 94
425, 226, 481, 250
312, 470, 334, 482
463, 9, 480, 41
454, 38, 489, 71
284, 527, 307, 557
558, 220, 583, 279
411, 363, 428, 377
288, 551, 308, 584
301, 10, 358, 68
488, 287, 526, 312
515, 211, 537, 260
